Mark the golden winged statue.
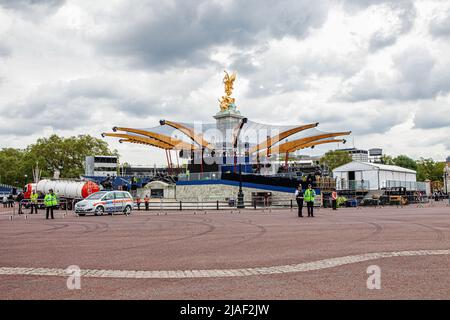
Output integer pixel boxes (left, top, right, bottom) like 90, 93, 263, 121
223, 71, 236, 96
219, 71, 238, 112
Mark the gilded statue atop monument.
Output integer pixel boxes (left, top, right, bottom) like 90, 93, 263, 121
219, 71, 238, 112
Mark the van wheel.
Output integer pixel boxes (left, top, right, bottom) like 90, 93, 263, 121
95, 206, 104, 216
124, 205, 132, 215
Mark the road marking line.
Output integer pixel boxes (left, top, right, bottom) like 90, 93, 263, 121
0, 249, 448, 279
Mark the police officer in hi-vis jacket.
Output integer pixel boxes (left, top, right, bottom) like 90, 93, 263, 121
304, 184, 316, 217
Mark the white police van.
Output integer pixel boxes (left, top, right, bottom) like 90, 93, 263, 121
75, 191, 134, 216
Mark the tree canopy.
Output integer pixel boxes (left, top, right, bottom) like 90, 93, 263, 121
319, 150, 353, 171
392, 155, 418, 171
416, 158, 445, 182
381, 154, 444, 182
0, 134, 118, 187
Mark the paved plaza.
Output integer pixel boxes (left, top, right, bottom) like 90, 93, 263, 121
0, 204, 449, 299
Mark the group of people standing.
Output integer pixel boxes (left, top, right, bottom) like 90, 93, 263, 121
26, 189, 57, 219
135, 195, 150, 211
295, 185, 338, 218
2, 189, 57, 219
2, 194, 15, 208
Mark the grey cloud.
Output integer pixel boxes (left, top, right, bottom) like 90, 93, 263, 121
0, 79, 137, 135
339, 47, 450, 102
246, 67, 308, 98
0, 43, 11, 57
369, 2, 416, 52
342, 0, 416, 52
414, 103, 450, 129
239, 49, 365, 98
310, 107, 405, 135
343, 0, 412, 10
443, 139, 450, 151
0, 76, 209, 136
96, 0, 329, 69
0, 0, 65, 18
229, 52, 262, 75
429, 8, 450, 38
369, 31, 398, 52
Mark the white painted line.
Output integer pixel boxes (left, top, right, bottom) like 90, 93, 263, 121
0, 249, 448, 279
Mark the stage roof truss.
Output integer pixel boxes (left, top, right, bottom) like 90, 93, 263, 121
248, 122, 319, 154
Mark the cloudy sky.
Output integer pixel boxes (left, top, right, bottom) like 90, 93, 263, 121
0, 0, 449, 165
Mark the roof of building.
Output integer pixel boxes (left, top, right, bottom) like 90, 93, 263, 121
333, 161, 417, 174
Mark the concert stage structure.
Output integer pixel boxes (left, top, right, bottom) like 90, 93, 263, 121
102, 71, 351, 175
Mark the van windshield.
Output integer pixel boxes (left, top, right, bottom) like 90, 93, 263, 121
86, 192, 108, 200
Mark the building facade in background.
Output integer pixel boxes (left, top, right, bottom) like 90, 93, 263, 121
339, 148, 369, 162
369, 148, 383, 163
85, 156, 118, 177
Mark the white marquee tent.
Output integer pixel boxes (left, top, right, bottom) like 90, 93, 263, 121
333, 161, 417, 191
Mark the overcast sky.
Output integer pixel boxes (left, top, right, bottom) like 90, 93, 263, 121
0, 0, 449, 165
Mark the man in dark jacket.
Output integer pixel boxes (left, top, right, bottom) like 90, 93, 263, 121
295, 185, 304, 217
16, 193, 24, 214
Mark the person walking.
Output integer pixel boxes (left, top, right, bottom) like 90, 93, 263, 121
2, 195, 7, 208
331, 188, 338, 211
144, 195, 149, 211
304, 184, 316, 217
30, 191, 39, 214
295, 185, 304, 217
44, 189, 57, 220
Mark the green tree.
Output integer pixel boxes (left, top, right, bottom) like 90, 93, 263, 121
393, 155, 418, 171
380, 154, 394, 165
319, 150, 353, 171
416, 158, 445, 182
0, 134, 119, 187
26, 134, 119, 178
0, 148, 28, 186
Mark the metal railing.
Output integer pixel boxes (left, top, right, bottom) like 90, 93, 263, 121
130, 195, 326, 211
19, 199, 71, 214
133, 198, 236, 211
0, 199, 71, 220
177, 172, 221, 181
336, 180, 370, 191
383, 180, 427, 191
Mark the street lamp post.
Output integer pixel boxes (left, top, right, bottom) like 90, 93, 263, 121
234, 118, 247, 209
444, 166, 448, 194
444, 166, 449, 205
237, 159, 245, 208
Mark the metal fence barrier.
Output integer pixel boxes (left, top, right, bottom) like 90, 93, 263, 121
130, 196, 325, 211
19, 199, 70, 216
